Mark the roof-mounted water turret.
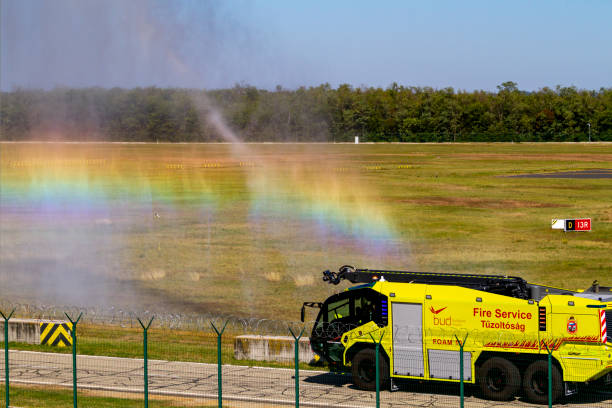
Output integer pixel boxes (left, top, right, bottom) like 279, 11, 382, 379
323, 265, 531, 299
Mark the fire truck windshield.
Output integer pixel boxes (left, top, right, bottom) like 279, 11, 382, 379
312, 288, 387, 340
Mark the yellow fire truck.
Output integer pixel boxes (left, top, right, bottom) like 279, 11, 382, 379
301, 266, 612, 404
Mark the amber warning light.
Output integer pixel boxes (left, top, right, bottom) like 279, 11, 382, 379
551, 218, 591, 231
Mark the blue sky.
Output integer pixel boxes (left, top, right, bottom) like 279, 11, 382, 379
1, 0, 611, 91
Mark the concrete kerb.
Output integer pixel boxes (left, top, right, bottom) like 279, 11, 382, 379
235, 335, 315, 363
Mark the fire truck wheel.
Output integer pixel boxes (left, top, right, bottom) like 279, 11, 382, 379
351, 348, 389, 391
522, 360, 562, 404
477, 357, 521, 400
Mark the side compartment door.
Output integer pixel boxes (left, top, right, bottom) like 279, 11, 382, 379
392, 302, 424, 377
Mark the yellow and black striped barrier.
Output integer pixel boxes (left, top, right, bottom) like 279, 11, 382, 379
40, 321, 73, 347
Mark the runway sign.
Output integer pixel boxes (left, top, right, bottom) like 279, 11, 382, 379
565, 218, 591, 231
552, 218, 591, 231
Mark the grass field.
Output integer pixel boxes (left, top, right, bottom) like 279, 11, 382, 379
1, 142, 611, 319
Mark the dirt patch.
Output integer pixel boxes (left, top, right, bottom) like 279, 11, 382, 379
400, 196, 568, 209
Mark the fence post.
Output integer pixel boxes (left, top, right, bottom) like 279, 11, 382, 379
369, 331, 385, 408
288, 327, 305, 408
211, 320, 228, 408
1, 309, 15, 408
65, 312, 83, 408
544, 343, 553, 408
454, 333, 469, 408
138, 317, 154, 408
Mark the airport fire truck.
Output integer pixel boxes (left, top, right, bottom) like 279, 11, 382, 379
301, 266, 612, 404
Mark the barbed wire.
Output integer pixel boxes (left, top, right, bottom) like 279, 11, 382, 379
0, 302, 312, 335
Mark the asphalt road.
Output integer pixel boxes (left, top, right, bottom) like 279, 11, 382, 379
2, 350, 612, 407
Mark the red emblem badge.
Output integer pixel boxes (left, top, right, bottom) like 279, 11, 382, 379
567, 316, 577, 334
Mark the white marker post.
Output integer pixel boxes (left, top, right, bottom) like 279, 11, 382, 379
355, 136, 359, 144
551, 219, 565, 230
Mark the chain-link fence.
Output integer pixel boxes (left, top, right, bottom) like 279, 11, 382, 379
2, 305, 612, 407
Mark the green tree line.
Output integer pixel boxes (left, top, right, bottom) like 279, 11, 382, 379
1, 82, 611, 142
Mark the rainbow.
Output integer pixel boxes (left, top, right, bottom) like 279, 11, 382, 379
1, 143, 407, 269
247, 164, 400, 248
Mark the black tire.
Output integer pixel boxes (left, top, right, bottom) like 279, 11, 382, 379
351, 348, 389, 391
477, 357, 521, 401
523, 360, 563, 405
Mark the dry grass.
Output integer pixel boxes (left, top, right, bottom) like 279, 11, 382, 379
292, 274, 315, 287
264, 271, 282, 282
140, 268, 167, 281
